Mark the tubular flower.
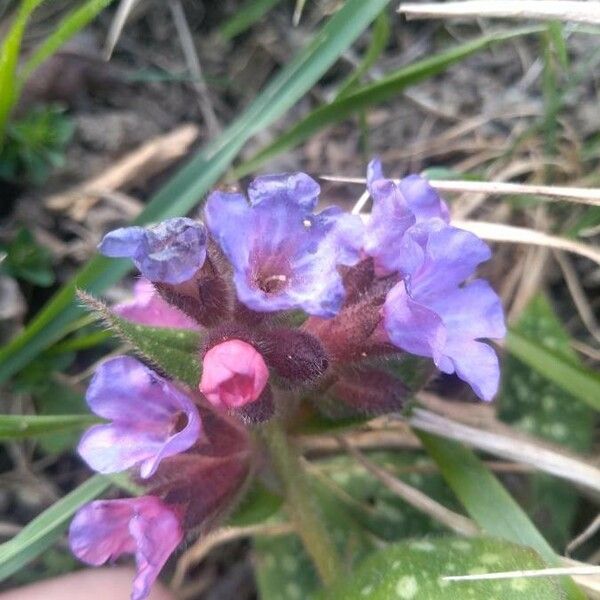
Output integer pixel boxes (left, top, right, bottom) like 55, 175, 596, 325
114, 278, 201, 330
98, 217, 207, 285
382, 222, 506, 401
204, 172, 364, 317
78, 356, 201, 478
69, 496, 183, 600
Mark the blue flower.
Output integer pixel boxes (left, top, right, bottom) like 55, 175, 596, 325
363, 159, 505, 400
383, 222, 506, 401
364, 158, 449, 275
205, 173, 363, 317
98, 217, 207, 285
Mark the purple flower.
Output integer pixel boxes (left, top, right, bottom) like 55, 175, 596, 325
69, 496, 182, 600
383, 223, 506, 400
364, 158, 449, 275
205, 173, 364, 317
114, 278, 201, 330
99, 218, 207, 285
78, 356, 201, 478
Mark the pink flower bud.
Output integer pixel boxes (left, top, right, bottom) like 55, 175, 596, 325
200, 340, 269, 409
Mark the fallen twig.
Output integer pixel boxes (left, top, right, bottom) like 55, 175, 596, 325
46, 124, 199, 221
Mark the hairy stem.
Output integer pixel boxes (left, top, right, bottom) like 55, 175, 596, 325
263, 419, 343, 586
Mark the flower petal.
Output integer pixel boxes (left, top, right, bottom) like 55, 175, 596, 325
206, 177, 362, 317
79, 357, 201, 478
69, 497, 182, 600
399, 174, 450, 223
114, 279, 201, 330
248, 172, 320, 209
440, 339, 501, 401
99, 218, 207, 285
383, 280, 446, 361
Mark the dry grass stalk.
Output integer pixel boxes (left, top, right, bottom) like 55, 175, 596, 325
169, 0, 221, 137
407, 406, 600, 496
443, 565, 600, 582
398, 1, 600, 25
566, 514, 600, 556
321, 175, 600, 207
553, 250, 600, 344
104, 0, 142, 59
454, 220, 600, 266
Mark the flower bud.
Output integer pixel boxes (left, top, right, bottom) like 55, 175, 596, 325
261, 328, 329, 386
200, 339, 269, 410
319, 367, 408, 418
154, 241, 234, 328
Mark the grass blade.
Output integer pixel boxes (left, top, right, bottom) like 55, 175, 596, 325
418, 432, 586, 600
0, 0, 390, 384
0, 475, 110, 580
335, 11, 390, 98
220, 0, 281, 40
0, 0, 44, 143
0, 414, 99, 439
19, 0, 113, 82
506, 330, 600, 411
233, 27, 542, 177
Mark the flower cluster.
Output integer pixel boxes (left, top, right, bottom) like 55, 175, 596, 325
70, 162, 505, 599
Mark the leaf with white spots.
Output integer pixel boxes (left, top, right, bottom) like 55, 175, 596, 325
499, 294, 594, 548
254, 478, 374, 599
321, 537, 566, 599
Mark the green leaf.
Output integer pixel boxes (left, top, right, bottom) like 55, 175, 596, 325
220, 0, 281, 40
255, 476, 375, 599
321, 537, 566, 600
0, 475, 110, 581
499, 295, 594, 548
19, 0, 113, 83
0, 0, 44, 143
78, 291, 201, 387
234, 27, 542, 177
315, 451, 461, 542
228, 482, 283, 527
418, 434, 585, 600
0, 414, 99, 440
0, 227, 55, 286
0, 0, 390, 385
506, 329, 600, 411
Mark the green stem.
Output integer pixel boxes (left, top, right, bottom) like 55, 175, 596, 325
263, 420, 343, 586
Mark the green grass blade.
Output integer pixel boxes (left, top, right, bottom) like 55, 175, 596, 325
0, 0, 45, 143
0, 0, 390, 384
234, 27, 542, 177
19, 0, 113, 82
220, 0, 281, 41
506, 330, 600, 411
335, 11, 390, 98
0, 414, 99, 439
0, 474, 110, 580
418, 433, 585, 600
